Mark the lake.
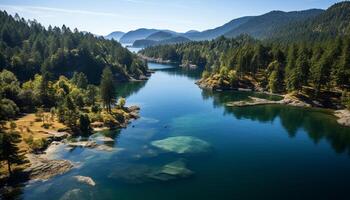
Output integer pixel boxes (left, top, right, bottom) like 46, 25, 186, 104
18, 63, 350, 200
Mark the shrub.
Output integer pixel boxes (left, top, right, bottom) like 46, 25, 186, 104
118, 98, 126, 108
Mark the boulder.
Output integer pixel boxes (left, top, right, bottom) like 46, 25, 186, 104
151, 136, 211, 154
73, 176, 96, 186
94, 136, 114, 142
90, 122, 104, 128
334, 109, 350, 127
127, 106, 140, 112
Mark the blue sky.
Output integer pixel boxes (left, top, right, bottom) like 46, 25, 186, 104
0, 0, 342, 35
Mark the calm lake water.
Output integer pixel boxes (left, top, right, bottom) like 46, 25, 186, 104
16, 63, 350, 199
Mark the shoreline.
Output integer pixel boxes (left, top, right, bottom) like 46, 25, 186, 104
224, 95, 350, 127
1, 105, 141, 184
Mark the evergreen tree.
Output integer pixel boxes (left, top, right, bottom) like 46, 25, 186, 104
267, 60, 284, 93
100, 67, 115, 113
0, 122, 25, 176
285, 45, 298, 91
79, 114, 91, 133
336, 39, 350, 87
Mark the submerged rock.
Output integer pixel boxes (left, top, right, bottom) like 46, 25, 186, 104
108, 160, 194, 184
148, 160, 194, 181
93, 136, 114, 142
59, 189, 83, 200
151, 136, 211, 154
108, 164, 152, 184
94, 144, 116, 152
73, 176, 96, 186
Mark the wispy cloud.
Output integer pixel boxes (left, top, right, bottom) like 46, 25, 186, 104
0, 4, 125, 17
0, 4, 192, 25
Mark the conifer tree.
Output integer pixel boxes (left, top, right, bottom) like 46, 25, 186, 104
100, 67, 115, 113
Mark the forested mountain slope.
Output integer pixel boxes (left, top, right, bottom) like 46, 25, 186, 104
0, 11, 147, 83
224, 9, 324, 39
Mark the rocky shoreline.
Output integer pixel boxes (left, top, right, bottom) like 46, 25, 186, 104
196, 75, 350, 127
226, 95, 350, 127
13, 105, 141, 183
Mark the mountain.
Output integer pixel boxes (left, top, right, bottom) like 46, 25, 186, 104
119, 28, 159, 44
104, 31, 125, 41
186, 30, 200, 34
185, 16, 253, 41
224, 9, 324, 39
146, 31, 174, 41
271, 1, 350, 42
119, 28, 179, 44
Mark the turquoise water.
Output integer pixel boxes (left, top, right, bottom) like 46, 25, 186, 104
17, 63, 350, 199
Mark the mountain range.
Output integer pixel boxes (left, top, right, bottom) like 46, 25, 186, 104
104, 2, 350, 46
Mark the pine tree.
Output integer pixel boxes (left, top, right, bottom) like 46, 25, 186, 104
285, 45, 298, 91
267, 60, 284, 93
0, 122, 25, 176
100, 67, 115, 113
336, 38, 350, 87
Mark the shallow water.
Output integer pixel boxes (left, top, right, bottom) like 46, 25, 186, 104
17, 63, 350, 200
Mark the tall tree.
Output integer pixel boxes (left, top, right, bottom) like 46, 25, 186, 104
0, 122, 25, 176
100, 67, 115, 113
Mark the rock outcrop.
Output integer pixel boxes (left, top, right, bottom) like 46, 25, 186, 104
24, 154, 74, 180
73, 176, 96, 186
334, 109, 350, 127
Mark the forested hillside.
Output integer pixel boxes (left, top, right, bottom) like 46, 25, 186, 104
224, 9, 324, 39
0, 11, 148, 83
271, 2, 350, 42
141, 33, 350, 107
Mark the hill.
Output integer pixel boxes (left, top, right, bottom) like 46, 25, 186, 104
146, 31, 174, 41
224, 9, 324, 39
0, 11, 148, 83
104, 31, 125, 41
185, 16, 253, 41
271, 1, 350, 42
119, 28, 179, 44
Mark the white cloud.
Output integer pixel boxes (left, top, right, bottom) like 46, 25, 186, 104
0, 4, 124, 17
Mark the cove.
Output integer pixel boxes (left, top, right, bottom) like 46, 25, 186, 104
17, 63, 350, 200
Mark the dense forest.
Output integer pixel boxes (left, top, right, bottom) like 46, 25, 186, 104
0, 11, 148, 83
0, 11, 147, 176
140, 2, 350, 108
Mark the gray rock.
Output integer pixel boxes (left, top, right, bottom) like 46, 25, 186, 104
24, 154, 74, 180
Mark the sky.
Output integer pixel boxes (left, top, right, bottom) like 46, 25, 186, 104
0, 0, 342, 36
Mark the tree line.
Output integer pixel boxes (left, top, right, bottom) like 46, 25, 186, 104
140, 35, 350, 108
